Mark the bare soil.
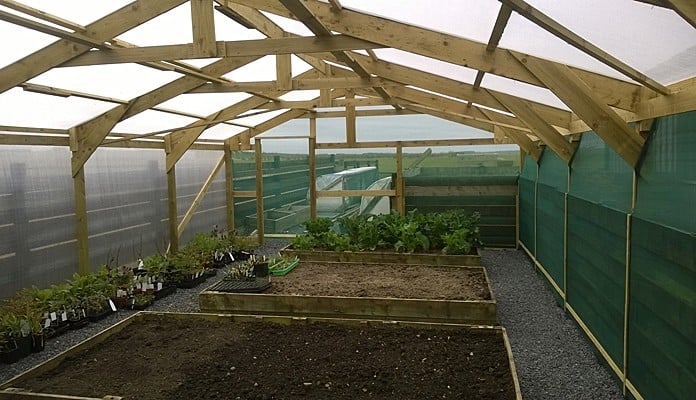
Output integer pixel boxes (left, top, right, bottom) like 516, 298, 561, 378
267, 262, 491, 300
17, 315, 516, 400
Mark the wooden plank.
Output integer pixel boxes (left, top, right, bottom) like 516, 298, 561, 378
299, 108, 419, 118
276, 52, 292, 91
228, 0, 643, 111
231, 191, 256, 198
191, 0, 216, 57
501, 327, 524, 400
224, 141, 234, 233
63, 35, 383, 66
254, 138, 264, 245
520, 56, 645, 166
177, 154, 225, 238
188, 76, 398, 93
0, 389, 120, 400
316, 138, 494, 149
395, 145, 404, 215
166, 156, 179, 254
405, 185, 519, 197
316, 190, 396, 197
0, 0, 187, 94
72, 167, 89, 275
281, 248, 482, 266
493, 92, 576, 163
345, 91, 356, 145
501, 0, 669, 95
309, 117, 317, 219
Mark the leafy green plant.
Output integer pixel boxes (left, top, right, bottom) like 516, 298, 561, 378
303, 218, 333, 235
394, 222, 430, 253
442, 228, 473, 255
290, 234, 318, 250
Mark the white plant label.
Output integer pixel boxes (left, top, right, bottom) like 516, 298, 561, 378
50, 312, 57, 321
60, 312, 67, 321
157, 282, 163, 291
44, 318, 51, 328
108, 299, 117, 312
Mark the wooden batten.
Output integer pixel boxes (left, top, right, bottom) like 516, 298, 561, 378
308, 116, 317, 219
224, 141, 234, 233
73, 167, 89, 275
254, 138, 264, 245
345, 91, 356, 145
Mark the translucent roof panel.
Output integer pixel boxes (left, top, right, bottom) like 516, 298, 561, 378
481, 74, 569, 110
224, 56, 277, 81
261, 11, 314, 36
112, 110, 197, 135
198, 123, 245, 140
159, 92, 254, 116
0, 88, 116, 128
525, 0, 696, 85
117, 3, 192, 46
0, 21, 55, 69
373, 49, 479, 84
341, 0, 501, 44
28, 64, 182, 99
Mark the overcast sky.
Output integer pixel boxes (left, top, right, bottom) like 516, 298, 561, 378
0, 0, 694, 145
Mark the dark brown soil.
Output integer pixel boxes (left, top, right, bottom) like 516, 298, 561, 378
267, 262, 491, 300
18, 315, 515, 400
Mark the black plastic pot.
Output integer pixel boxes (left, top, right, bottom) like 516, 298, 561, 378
176, 274, 206, 289
154, 285, 176, 300
68, 317, 89, 330
31, 333, 45, 353
87, 308, 113, 323
253, 262, 269, 278
15, 335, 32, 358
0, 341, 22, 364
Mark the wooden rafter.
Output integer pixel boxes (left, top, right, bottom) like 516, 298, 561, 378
225, 0, 644, 111
518, 55, 645, 166
187, 77, 399, 93
61, 36, 384, 67
493, 92, 577, 163
500, 0, 670, 95
0, 0, 188, 94
472, 4, 513, 90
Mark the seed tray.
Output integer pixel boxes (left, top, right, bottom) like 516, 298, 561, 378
208, 279, 272, 293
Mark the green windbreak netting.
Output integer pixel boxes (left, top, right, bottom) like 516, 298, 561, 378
567, 197, 627, 368
629, 218, 695, 400
566, 131, 633, 369
628, 111, 696, 400
535, 149, 568, 291
635, 111, 696, 232
519, 155, 537, 253
570, 132, 633, 212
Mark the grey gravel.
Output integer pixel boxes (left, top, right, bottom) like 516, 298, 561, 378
482, 248, 624, 400
2, 242, 625, 400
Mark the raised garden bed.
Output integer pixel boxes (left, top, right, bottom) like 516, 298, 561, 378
282, 246, 481, 266
0, 312, 521, 400
200, 262, 496, 325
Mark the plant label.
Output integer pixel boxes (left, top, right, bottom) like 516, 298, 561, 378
50, 312, 57, 321
44, 318, 51, 328
108, 299, 117, 312
157, 282, 163, 291
60, 312, 67, 321
117, 289, 126, 297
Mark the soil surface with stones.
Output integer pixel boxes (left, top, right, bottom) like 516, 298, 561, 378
16, 315, 515, 400
266, 262, 491, 300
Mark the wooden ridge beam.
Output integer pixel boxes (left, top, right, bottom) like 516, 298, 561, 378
62, 35, 384, 67
500, 0, 670, 95
493, 92, 576, 163
0, 0, 188, 94
519, 55, 645, 166
225, 0, 643, 111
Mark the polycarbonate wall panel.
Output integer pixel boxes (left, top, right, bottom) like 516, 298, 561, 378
176, 150, 226, 244
0, 146, 75, 298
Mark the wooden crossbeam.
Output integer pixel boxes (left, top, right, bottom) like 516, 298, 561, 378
519, 55, 645, 166
297, 109, 419, 118
228, 0, 643, 111
187, 77, 398, 93
500, 0, 670, 95
493, 92, 576, 163
315, 138, 495, 149
61, 35, 383, 67
0, 0, 188, 94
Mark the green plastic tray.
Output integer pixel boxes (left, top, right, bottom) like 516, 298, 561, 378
269, 258, 300, 276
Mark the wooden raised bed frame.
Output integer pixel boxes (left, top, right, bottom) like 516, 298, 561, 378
0, 312, 521, 400
199, 263, 497, 325
281, 245, 482, 266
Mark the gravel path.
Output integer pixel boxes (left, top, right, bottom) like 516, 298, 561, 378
2, 241, 625, 400
482, 248, 623, 400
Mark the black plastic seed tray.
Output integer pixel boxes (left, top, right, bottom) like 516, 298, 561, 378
208, 279, 272, 293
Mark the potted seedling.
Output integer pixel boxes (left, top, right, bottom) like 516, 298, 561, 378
0, 332, 22, 364
130, 294, 154, 311
0, 313, 32, 360
26, 310, 46, 353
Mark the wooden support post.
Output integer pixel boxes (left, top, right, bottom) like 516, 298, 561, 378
255, 138, 264, 245
533, 161, 539, 257
167, 167, 178, 254
563, 167, 570, 310
395, 144, 404, 215
276, 52, 292, 90
622, 170, 638, 395
177, 154, 225, 238
191, 0, 216, 57
224, 140, 235, 233
309, 116, 317, 219
73, 166, 89, 274
345, 91, 356, 145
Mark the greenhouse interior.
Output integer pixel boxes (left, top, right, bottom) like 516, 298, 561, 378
0, 0, 694, 399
